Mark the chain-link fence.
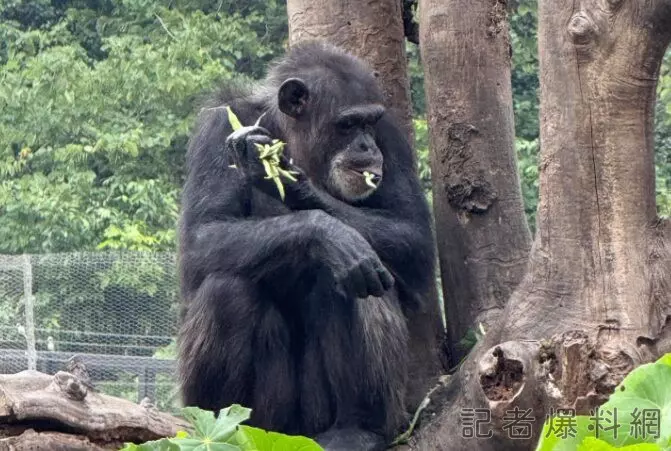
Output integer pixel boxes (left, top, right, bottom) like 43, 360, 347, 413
0, 251, 180, 413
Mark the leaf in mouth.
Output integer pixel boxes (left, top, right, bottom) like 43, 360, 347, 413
363, 171, 378, 188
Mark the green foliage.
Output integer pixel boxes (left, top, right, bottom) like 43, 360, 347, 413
407, 42, 426, 116
516, 137, 540, 229
0, 5, 287, 400
510, 0, 540, 231
577, 439, 661, 450
510, 0, 540, 143
153, 338, 177, 359
0, 0, 287, 254
414, 118, 431, 190
656, 52, 671, 218
535, 353, 671, 451
119, 405, 323, 451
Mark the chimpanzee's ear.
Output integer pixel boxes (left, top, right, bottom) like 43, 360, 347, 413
278, 78, 309, 118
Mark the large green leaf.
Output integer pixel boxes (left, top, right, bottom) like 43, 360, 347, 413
536, 354, 671, 451
535, 416, 594, 451
119, 405, 324, 451
595, 357, 671, 448
240, 426, 323, 451
577, 437, 661, 451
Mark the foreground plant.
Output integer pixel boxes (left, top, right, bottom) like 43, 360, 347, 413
119, 404, 323, 451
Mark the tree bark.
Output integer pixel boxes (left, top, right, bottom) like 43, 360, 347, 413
419, 0, 532, 362
286, 0, 445, 412
410, 1, 671, 449
286, 0, 416, 145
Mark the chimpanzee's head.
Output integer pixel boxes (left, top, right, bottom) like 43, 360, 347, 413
266, 41, 387, 203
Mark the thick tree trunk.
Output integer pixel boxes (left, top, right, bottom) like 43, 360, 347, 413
419, 0, 532, 362
286, 0, 445, 411
411, 1, 671, 450
286, 0, 415, 144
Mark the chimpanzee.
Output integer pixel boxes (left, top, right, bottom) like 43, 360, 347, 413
177, 41, 435, 451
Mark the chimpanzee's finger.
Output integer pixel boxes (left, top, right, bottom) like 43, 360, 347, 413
346, 265, 368, 299
229, 125, 271, 140
360, 261, 384, 297
377, 265, 394, 291
247, 134, 274, 147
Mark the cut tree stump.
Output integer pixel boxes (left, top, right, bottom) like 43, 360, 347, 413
0, 370, 189, 450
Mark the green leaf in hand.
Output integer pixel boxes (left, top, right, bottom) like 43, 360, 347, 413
255, 140, 299, 200
226, 106, 243, 132
224, 108, 297, 200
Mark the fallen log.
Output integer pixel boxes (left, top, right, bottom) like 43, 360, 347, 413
0, 370, 189, 450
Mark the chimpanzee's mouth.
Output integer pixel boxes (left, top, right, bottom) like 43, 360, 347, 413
350, 169, 382, 187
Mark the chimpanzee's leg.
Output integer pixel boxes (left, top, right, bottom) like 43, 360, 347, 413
299, 273, 409, 450
178, 274, 297, 432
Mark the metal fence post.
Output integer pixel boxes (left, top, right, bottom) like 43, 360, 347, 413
22, 254, 37, 371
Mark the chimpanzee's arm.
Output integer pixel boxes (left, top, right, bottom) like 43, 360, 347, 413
283, 175, 435, 300
182, 210, 323, 279
181, 205, 393, 301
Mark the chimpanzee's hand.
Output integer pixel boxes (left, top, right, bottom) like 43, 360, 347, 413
312, 212, 394, 299
275, 155, 313, 202
225, 125, 274, 180
277, 154, 307, 181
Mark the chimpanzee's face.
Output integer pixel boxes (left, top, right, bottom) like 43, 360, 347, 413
277, 78, 385, 202
325, 104, 385, 202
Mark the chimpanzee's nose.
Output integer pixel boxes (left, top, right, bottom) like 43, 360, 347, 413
357, 134, 377, 153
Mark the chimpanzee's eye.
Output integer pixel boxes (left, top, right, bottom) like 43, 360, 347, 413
337, 118, 358, 133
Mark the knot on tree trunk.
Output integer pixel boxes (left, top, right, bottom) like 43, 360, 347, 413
447, 179, 497, 214
443, 123, 498, 214
567, 13, 598, 47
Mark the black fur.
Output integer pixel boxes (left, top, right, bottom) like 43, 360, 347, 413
177, 41, 435, 450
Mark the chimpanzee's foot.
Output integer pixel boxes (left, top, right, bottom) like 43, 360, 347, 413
315, 427, 387, 451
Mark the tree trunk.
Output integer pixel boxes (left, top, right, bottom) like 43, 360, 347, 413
286, 0, 445, 412
410, 1, 671, 449
419, 0, 532, 362
286, 0, 415, 145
